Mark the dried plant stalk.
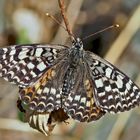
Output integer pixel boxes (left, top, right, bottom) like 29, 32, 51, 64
58, 0, 74, 39
52, 0, 84, 44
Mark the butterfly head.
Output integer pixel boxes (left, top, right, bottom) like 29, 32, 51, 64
72, 38, 83, 50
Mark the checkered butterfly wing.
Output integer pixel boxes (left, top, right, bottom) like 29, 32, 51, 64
63, 60, 106, 122
0, 44, 70, 134
85, 51, 140, 113
0, 44, 66, 87
20, 57, 71, 113
18, 58, 70, 135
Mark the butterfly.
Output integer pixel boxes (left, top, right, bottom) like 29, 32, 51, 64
0, 37, 140, 135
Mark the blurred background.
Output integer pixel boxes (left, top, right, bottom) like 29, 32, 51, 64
0, 0, 140, 140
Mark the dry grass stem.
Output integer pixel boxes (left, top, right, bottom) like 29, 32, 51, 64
105, 5, 140, 64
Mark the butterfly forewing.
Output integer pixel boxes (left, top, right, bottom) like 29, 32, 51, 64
85, 51, 140, 113
0, 44, 67, 87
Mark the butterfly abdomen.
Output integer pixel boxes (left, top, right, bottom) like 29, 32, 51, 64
62, 67, 75, 96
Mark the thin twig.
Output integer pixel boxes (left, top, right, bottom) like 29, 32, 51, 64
52, 0, 84, 44
58, 0, 74, 41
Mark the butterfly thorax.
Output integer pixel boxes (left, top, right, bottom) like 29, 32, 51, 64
69, 38, 84, 66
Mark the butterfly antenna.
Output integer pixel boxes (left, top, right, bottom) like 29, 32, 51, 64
83, 24, 119, 40
46, 13, 67, 31
58, 0, 75, 41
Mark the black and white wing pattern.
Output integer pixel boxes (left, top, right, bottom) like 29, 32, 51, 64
0, 44, 67, 87
85, 51, 140, 114
19, 58, 70, 113
63, 60, 105, 122
1, 37, 140, 136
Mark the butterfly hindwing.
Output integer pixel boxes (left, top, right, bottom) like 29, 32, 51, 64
19, 58, 70, 113
86, 52, 140, 113
63, 62, 105, 122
